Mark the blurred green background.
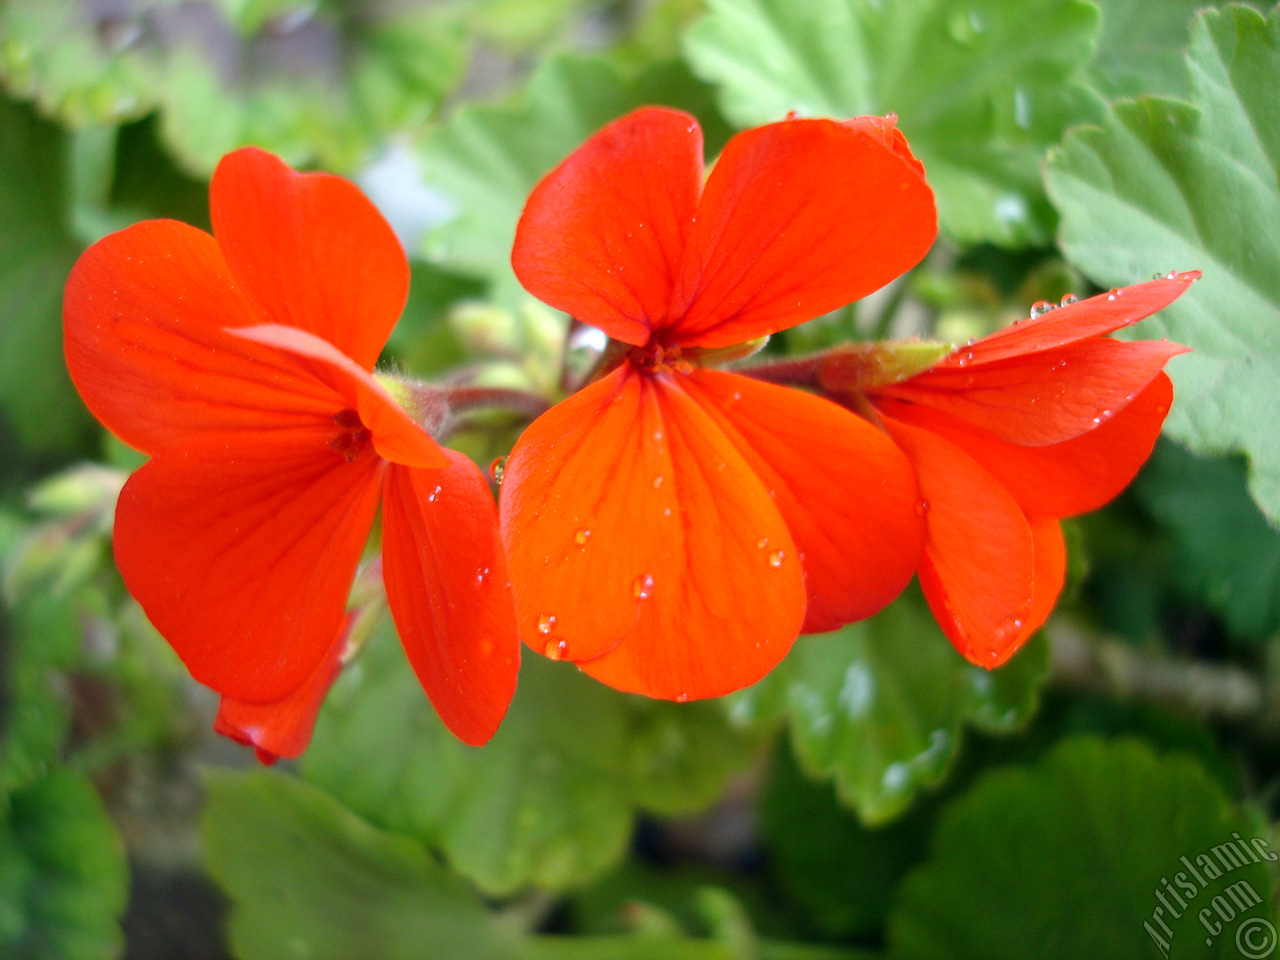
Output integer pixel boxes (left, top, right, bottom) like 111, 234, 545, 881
2, 1, 1280, 958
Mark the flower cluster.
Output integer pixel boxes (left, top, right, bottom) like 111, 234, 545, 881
63, 110, 1193, 758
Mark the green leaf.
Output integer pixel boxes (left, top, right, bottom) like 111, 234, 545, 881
1044, 4, 1280, 525
0, 1, 160, 127
100, 117, 211, 233
0, 767, 129, 960
572, 861, 799, 942
382, 263, 483, 376
417, 53, 730, 295
204, 770, 841, 960
683, 0, 1104, 245
0, 465, 181, 784
0, 594, 79, 795
0, 1, 468, 175
1087, 0, 1207, 99
0, 95, 92, 454
887, 737, 1276, 960
1136, 441, 1280, 641
463, 0, 599, 51
761, 743, 932, 941
203, 769, 522, 960
302, 616, 756, 895
726, 589, 1048, 825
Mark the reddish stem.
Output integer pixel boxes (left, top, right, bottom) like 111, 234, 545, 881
442, 386, 552, 420
735, 353, 825, 386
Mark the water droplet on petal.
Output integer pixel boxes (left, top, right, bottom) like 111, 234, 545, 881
633, 573, 655, 599
544, 636, 568, 660
574, 528, 591, 546
757, 537, 769, 550
476, 566, 490, 584
653, 475, 664, 489
537, 613, 557, 635
1029, 300, 1054, 319
489, 456, 507, 484
1152, 271, 1165, 281
653, 429, 664, 442
1060, 293, 1079, 306
768, 550, 785, 568
675, 692, 690, 703
427, 485, 442, 502
914, 500, 929, 517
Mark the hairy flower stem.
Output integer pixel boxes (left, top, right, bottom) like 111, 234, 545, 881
740, 339, 953, 393
442, 386, 552, 421
737, 353, 825, 386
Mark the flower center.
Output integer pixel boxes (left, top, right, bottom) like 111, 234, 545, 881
331, 408, 372, 461
629, 341, 693, 375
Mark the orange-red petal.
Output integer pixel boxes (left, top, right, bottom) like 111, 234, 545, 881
878, 373, 1174, 519
948, 517, 1064, 667
511, 107, 703, 345
878, 338, 1187, 447
63, 219, 355, 455
229, 324, 446, 470
1022, 518, 1066, 656
683, 369, 924, 634
381, 454, 520, 746
662, 116, 936, 349
209, 147, 408, 370
883, 415, 1037, 666
500, 364, 805, 699
214, 613, 352, 763
939, 273, 1200, 369
113, 435, 383, 702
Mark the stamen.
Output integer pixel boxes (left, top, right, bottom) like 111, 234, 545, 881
331, 408, 372, 461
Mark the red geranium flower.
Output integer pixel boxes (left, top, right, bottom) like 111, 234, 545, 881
501, 107, 937, 700
64, 148, 520, 758
850, 275, 1196, 665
